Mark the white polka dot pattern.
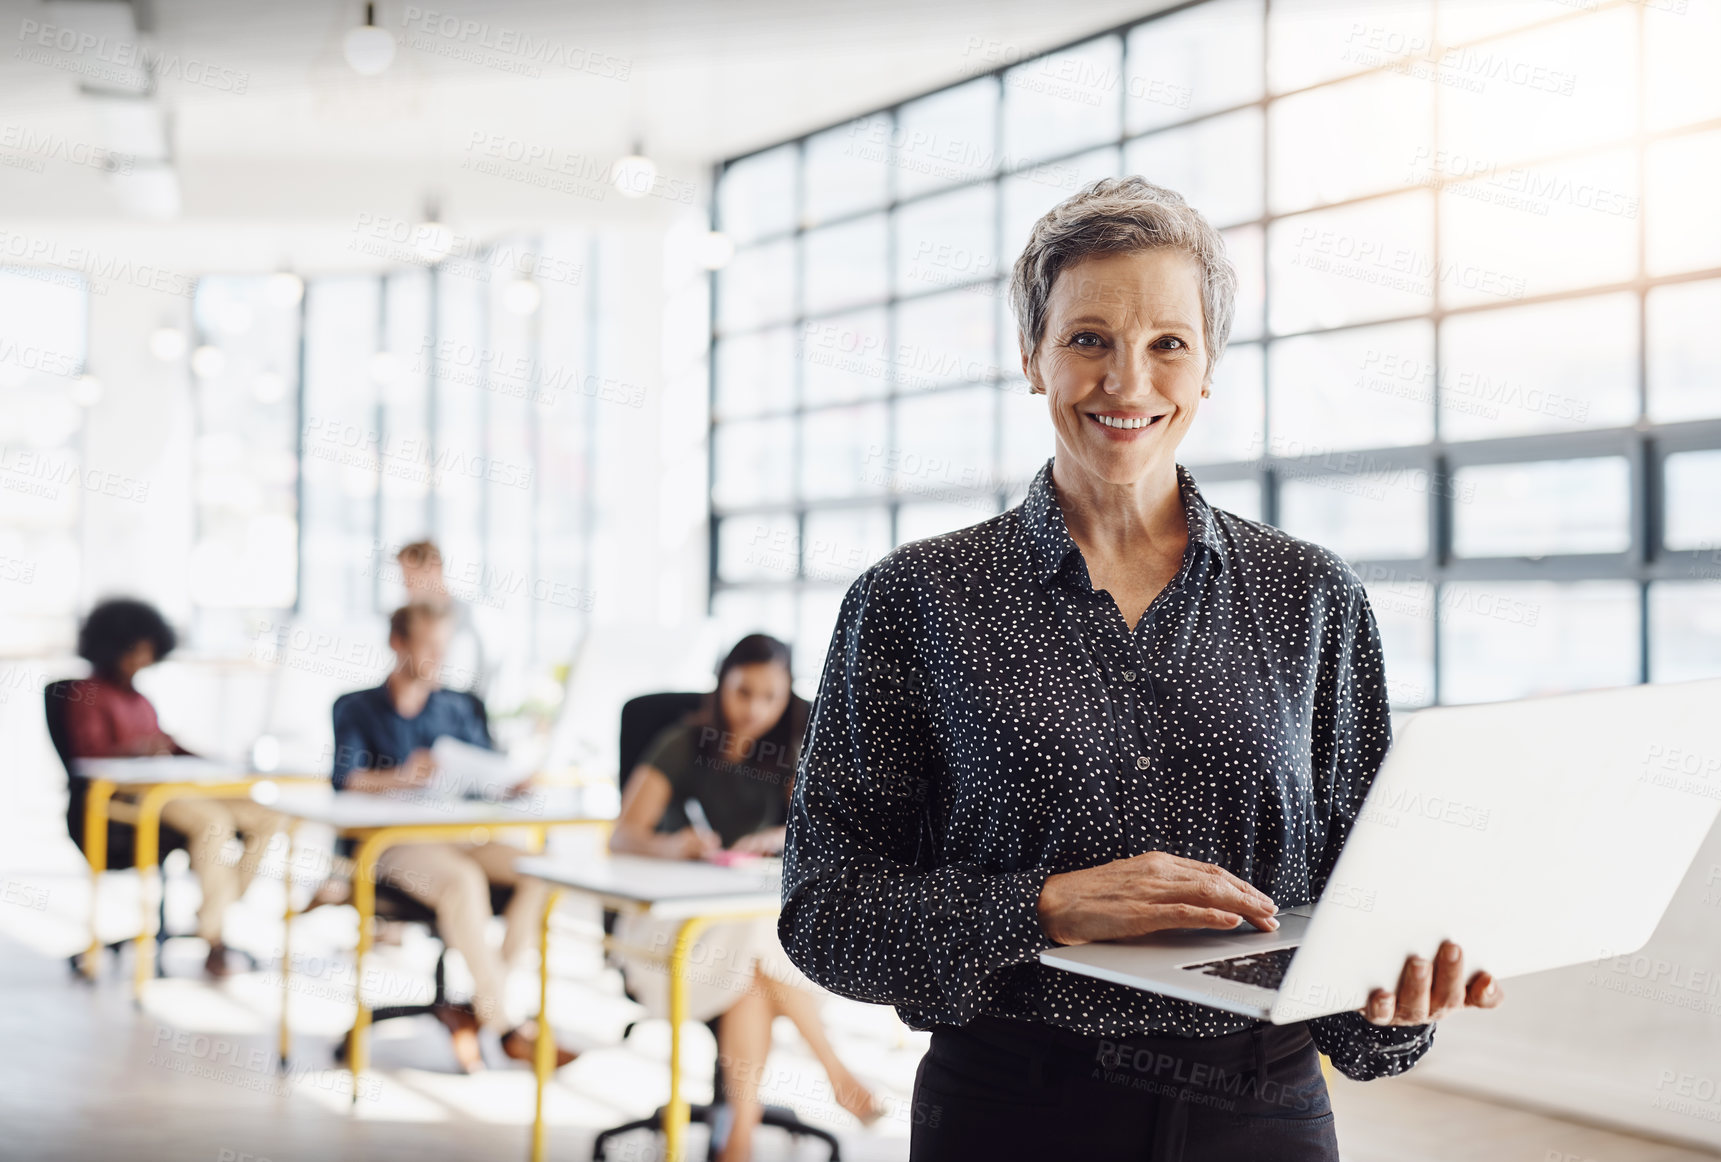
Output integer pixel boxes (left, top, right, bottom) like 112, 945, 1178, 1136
779, 457, 1435, 1081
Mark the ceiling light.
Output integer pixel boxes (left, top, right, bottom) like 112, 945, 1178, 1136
72, 374, 104, 407
265, 271, 304, 307
148, 326, 187, 361
343, 3, 396, 76
502, 278, 541, 316
191, 345, 227, 378
612, 146, 657, 199
696, 230, 736, 271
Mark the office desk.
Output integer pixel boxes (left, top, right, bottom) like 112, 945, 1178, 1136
270, 790, 610, 1096
75, 757, 325, 994
515, 853, 783, 1162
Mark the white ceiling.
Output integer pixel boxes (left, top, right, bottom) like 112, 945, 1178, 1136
0, 0, 1174, 266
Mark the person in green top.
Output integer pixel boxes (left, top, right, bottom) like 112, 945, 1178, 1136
610, 633, 882, 1162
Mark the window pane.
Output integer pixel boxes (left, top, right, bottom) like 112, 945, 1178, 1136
1002, 36, 1123, 165
891, 387, 997, 497
1650, 581, 1721, 684
1436, 0, 1563, 45
803, 507, 891, 586
300, 277, 381, 621
711, 586, 797, 647
1647, 1, 1721, 133
1000, 384, 1052, 485
1192, 474, 1262, 522
1269, 69, 1431, 216
1125, 109, 1263, 229
896, 77, 998, 199
1452, 458, 1630, 557
1001, 147, 1121, 270
1647, 279, 1721, 423
1126, 0, 1264, 134
1268, 0, 1432, 94
715, 327, 794, 419
802, 403, 888, 500
712, 416, 793, 508
1440, 581, 1639, 703
799, 310, 889, 407
719, 145, 796, 244
716, 238, 794, 332
1225, 225, 1265, 342
1269, 321, 1435, 454
1278, 470, 1429, 560
1665, 450, 1721, 553
1181, 342, 1263, 464
1361, 574, 1435, 708
803, 214, 888, 315
1268, 191, 1436, 333
893, 290, 997, 393
1438, 292, 1638, 440
896, 184, 997, 296
797, 586, 849, 674
897, 499, 994, 545
191, 275, 300, 612
804, 114, 892, 224
1439, 147, 1634, 309
1437, 8, 1636, 167
1646, 129, 1721, 278
717, 512, 799, 582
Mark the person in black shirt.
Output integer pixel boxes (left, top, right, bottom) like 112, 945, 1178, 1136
610, 634, 882, 1162
779, 177, 1504, 1160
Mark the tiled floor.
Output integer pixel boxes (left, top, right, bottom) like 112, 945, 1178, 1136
0, 866, 1716, 1162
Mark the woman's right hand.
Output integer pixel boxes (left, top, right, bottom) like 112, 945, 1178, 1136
1036, 851, 1279, 946
671, 826, 724, 861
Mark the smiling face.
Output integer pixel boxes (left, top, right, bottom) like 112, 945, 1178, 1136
1024, 247, 1209, 489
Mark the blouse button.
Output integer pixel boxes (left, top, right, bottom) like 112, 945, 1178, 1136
1135, 755, 1151, 770
1122, 670, 1137, 682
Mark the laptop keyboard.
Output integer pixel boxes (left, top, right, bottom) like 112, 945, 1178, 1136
1184, 945, 1299, 990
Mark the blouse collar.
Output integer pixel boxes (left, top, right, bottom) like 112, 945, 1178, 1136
1020, 457, 1228, 588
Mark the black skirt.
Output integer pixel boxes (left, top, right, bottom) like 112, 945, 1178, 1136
909, 1012, 1340, 1162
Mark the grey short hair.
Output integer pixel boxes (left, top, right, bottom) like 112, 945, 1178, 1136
1008, 176, 1237, 384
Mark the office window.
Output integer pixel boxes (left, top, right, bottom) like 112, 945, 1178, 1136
709, 0, 1721, 703
190, 276, 301, 623
0, 269, 87, 655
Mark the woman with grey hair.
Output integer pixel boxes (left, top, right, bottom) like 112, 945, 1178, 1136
779, 176, 1502, 1159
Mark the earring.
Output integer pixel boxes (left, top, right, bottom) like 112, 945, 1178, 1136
1200, 386, 1211, 398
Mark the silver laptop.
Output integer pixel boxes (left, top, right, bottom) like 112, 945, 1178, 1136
1040, 678, 1721, 1023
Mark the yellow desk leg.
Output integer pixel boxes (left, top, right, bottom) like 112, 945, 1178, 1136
665, 915, 714, 1162
83, 779, 115, 979
530, 886, 560, 1162
279, 820, 298, 1071
348, 830, 390, 1103
133, 785, 178, 999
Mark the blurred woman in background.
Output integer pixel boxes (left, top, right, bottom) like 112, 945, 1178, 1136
64, 598, 285, 977
610, 633, 882, 1162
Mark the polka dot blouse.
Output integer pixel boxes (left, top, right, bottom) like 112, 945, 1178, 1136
779, 457, 1435, 1082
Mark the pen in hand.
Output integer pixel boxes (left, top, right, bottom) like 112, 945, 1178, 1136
684, 798, 724, 856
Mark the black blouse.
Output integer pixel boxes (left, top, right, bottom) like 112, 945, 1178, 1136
779, 457, 1435, 1081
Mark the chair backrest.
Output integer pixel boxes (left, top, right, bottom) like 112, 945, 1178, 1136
617, 691, 704, 787
43, 679, 80, 781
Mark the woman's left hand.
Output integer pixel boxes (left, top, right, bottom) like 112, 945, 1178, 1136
1361, 939, 1503, 1025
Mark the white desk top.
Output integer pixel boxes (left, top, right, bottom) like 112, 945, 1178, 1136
270, 787, 605, 831
77, 756, 270, 785
516, 853, 782, 917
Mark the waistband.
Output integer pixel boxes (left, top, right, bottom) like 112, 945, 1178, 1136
948, 1012, 1314, 1072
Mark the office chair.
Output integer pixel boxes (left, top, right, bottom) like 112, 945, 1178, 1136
592, 691, 839, 1162
45, 679, 192, 978
327, 691, 522, 1068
